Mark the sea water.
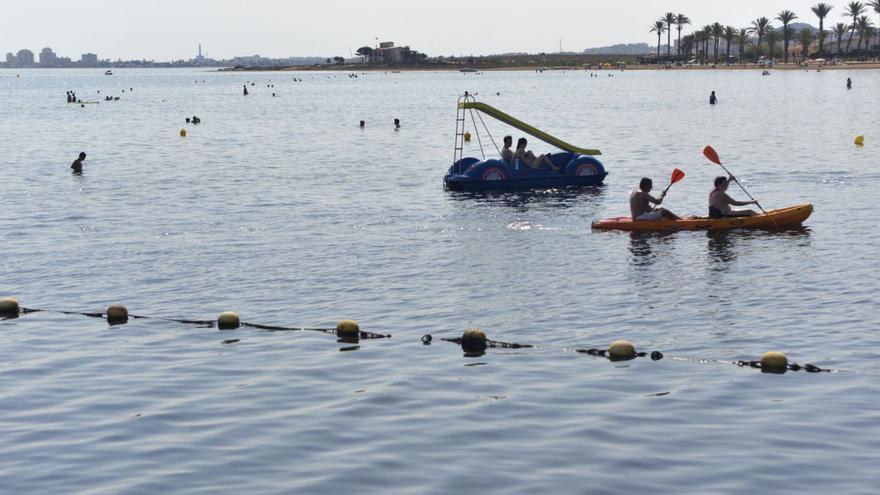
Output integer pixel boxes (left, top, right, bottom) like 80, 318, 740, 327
1, 68, 878, 493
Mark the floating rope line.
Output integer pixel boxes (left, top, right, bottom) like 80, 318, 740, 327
423, 330, 832, 374
0, 299, 390, 340
0, 298, 833, 373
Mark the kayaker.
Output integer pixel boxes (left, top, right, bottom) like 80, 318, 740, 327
709, 175, 758, 218
630, 178, 679, 221
501, 136, 514, 163
514, 138, 559, 171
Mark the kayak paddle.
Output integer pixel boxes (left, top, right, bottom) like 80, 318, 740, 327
662, 168, 686, 195
652, 168, 685, 212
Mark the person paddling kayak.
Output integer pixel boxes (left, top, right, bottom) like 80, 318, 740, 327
630, 178, 680, 221
709, 175, 758, 218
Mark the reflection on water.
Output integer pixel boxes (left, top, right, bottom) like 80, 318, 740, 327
706, 231, 737, 269
628, 231, 676, 268
446, 185, 606, 211
706, 227, 812, 272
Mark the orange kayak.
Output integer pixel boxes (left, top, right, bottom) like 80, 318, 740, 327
592, 204, 813, 231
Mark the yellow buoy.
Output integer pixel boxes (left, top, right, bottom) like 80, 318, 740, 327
180, 129, 187, 137
855, 135, 864, 146
0, 297, 20, 317
761, 351, 789, 372
217, 311, 240, 330
463, 132, 471, 142
106, 304, 129, 324
461, 327, 487, 353
608, 340, 636, 360
336, 319, 360, 337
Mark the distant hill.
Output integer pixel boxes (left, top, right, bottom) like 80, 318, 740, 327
583, 43, 655, 55
776, 22, 818, 32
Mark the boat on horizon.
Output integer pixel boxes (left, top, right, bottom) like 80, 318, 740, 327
444, 94, 607, 192
104, 70, 113, 76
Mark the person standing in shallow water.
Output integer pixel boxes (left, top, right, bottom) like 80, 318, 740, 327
243, 85, 249, 96
70, 152, 86, 174
847, 78, 852, 89
709, 91, 717, 105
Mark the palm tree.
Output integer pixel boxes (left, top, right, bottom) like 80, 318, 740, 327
777, 10, 798, 63
651, 20, 666, 60
766, 28, 781, 60
736, 28, 751, 62
724, 26, 737, 62
797, 28, 815, 60
675, 14, 691, 56
712, 23, 724, 63
750, 17, 773, 62
662, 12, 677, 59
833, 22, 851, 55
812, 3, 834, 56
681, 34, 695, 58
856, 15, 875, 52
871, 1, 880, 51
701, 25, 713, 63
844, 2, 867, 57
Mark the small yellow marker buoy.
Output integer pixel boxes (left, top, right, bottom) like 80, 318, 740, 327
608, 340, 636, 360
855, 135, 864, 146
217, 311, 240, 330
336, 319, 360, 337
464, 132, 471, 142
461, 327, 487, 353
0, 297, 20, 317
106, 304, 129, 324
180, 129, 187, 137
761, 351, 789, 372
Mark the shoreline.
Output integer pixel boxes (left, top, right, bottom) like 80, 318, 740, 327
224, 60, 880, 73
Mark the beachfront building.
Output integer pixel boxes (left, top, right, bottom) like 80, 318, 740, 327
81, 53, 99, 67
15, 49, 35, 67
5, 52, 16, 66
374, 41, 406, 65
39, 47, 58, 67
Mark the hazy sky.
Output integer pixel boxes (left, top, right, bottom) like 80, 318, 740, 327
2, 1, 871, 60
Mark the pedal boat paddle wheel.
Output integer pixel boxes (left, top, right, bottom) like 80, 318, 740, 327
443, 93, 607, 191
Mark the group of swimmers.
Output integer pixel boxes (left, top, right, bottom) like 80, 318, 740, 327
66, 91, 78, 103
358, 119, 401, 130
500, 135, 560, 171
630, 176, 758, 221
185, 116, 202, 124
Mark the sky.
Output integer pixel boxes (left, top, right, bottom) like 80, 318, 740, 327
2, 0, 874, 60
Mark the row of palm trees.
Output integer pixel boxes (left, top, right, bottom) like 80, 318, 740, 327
650, 1, 880, 63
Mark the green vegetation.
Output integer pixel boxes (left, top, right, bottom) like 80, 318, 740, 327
650, 2, 880, 64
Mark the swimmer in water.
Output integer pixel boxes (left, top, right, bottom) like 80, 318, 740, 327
71, 152, 86, 174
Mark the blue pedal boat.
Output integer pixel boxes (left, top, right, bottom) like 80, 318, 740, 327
443, 94, 608, 191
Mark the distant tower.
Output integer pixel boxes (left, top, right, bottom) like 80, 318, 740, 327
198, 44, 202, 58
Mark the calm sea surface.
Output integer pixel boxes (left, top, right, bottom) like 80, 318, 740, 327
1, 68, 879, 494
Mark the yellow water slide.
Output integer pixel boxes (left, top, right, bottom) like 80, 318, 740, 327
458, 101, 601, 156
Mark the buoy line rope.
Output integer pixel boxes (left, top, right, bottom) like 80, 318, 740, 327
0, 298, 834, 373
423, 333, 832, 374
11, 306, 391, 340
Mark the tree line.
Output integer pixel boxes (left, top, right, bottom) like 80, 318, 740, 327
650, 2, 880, 63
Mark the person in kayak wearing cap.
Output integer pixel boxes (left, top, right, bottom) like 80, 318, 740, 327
708, 175, 758, 218
630, 177, 680, 221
